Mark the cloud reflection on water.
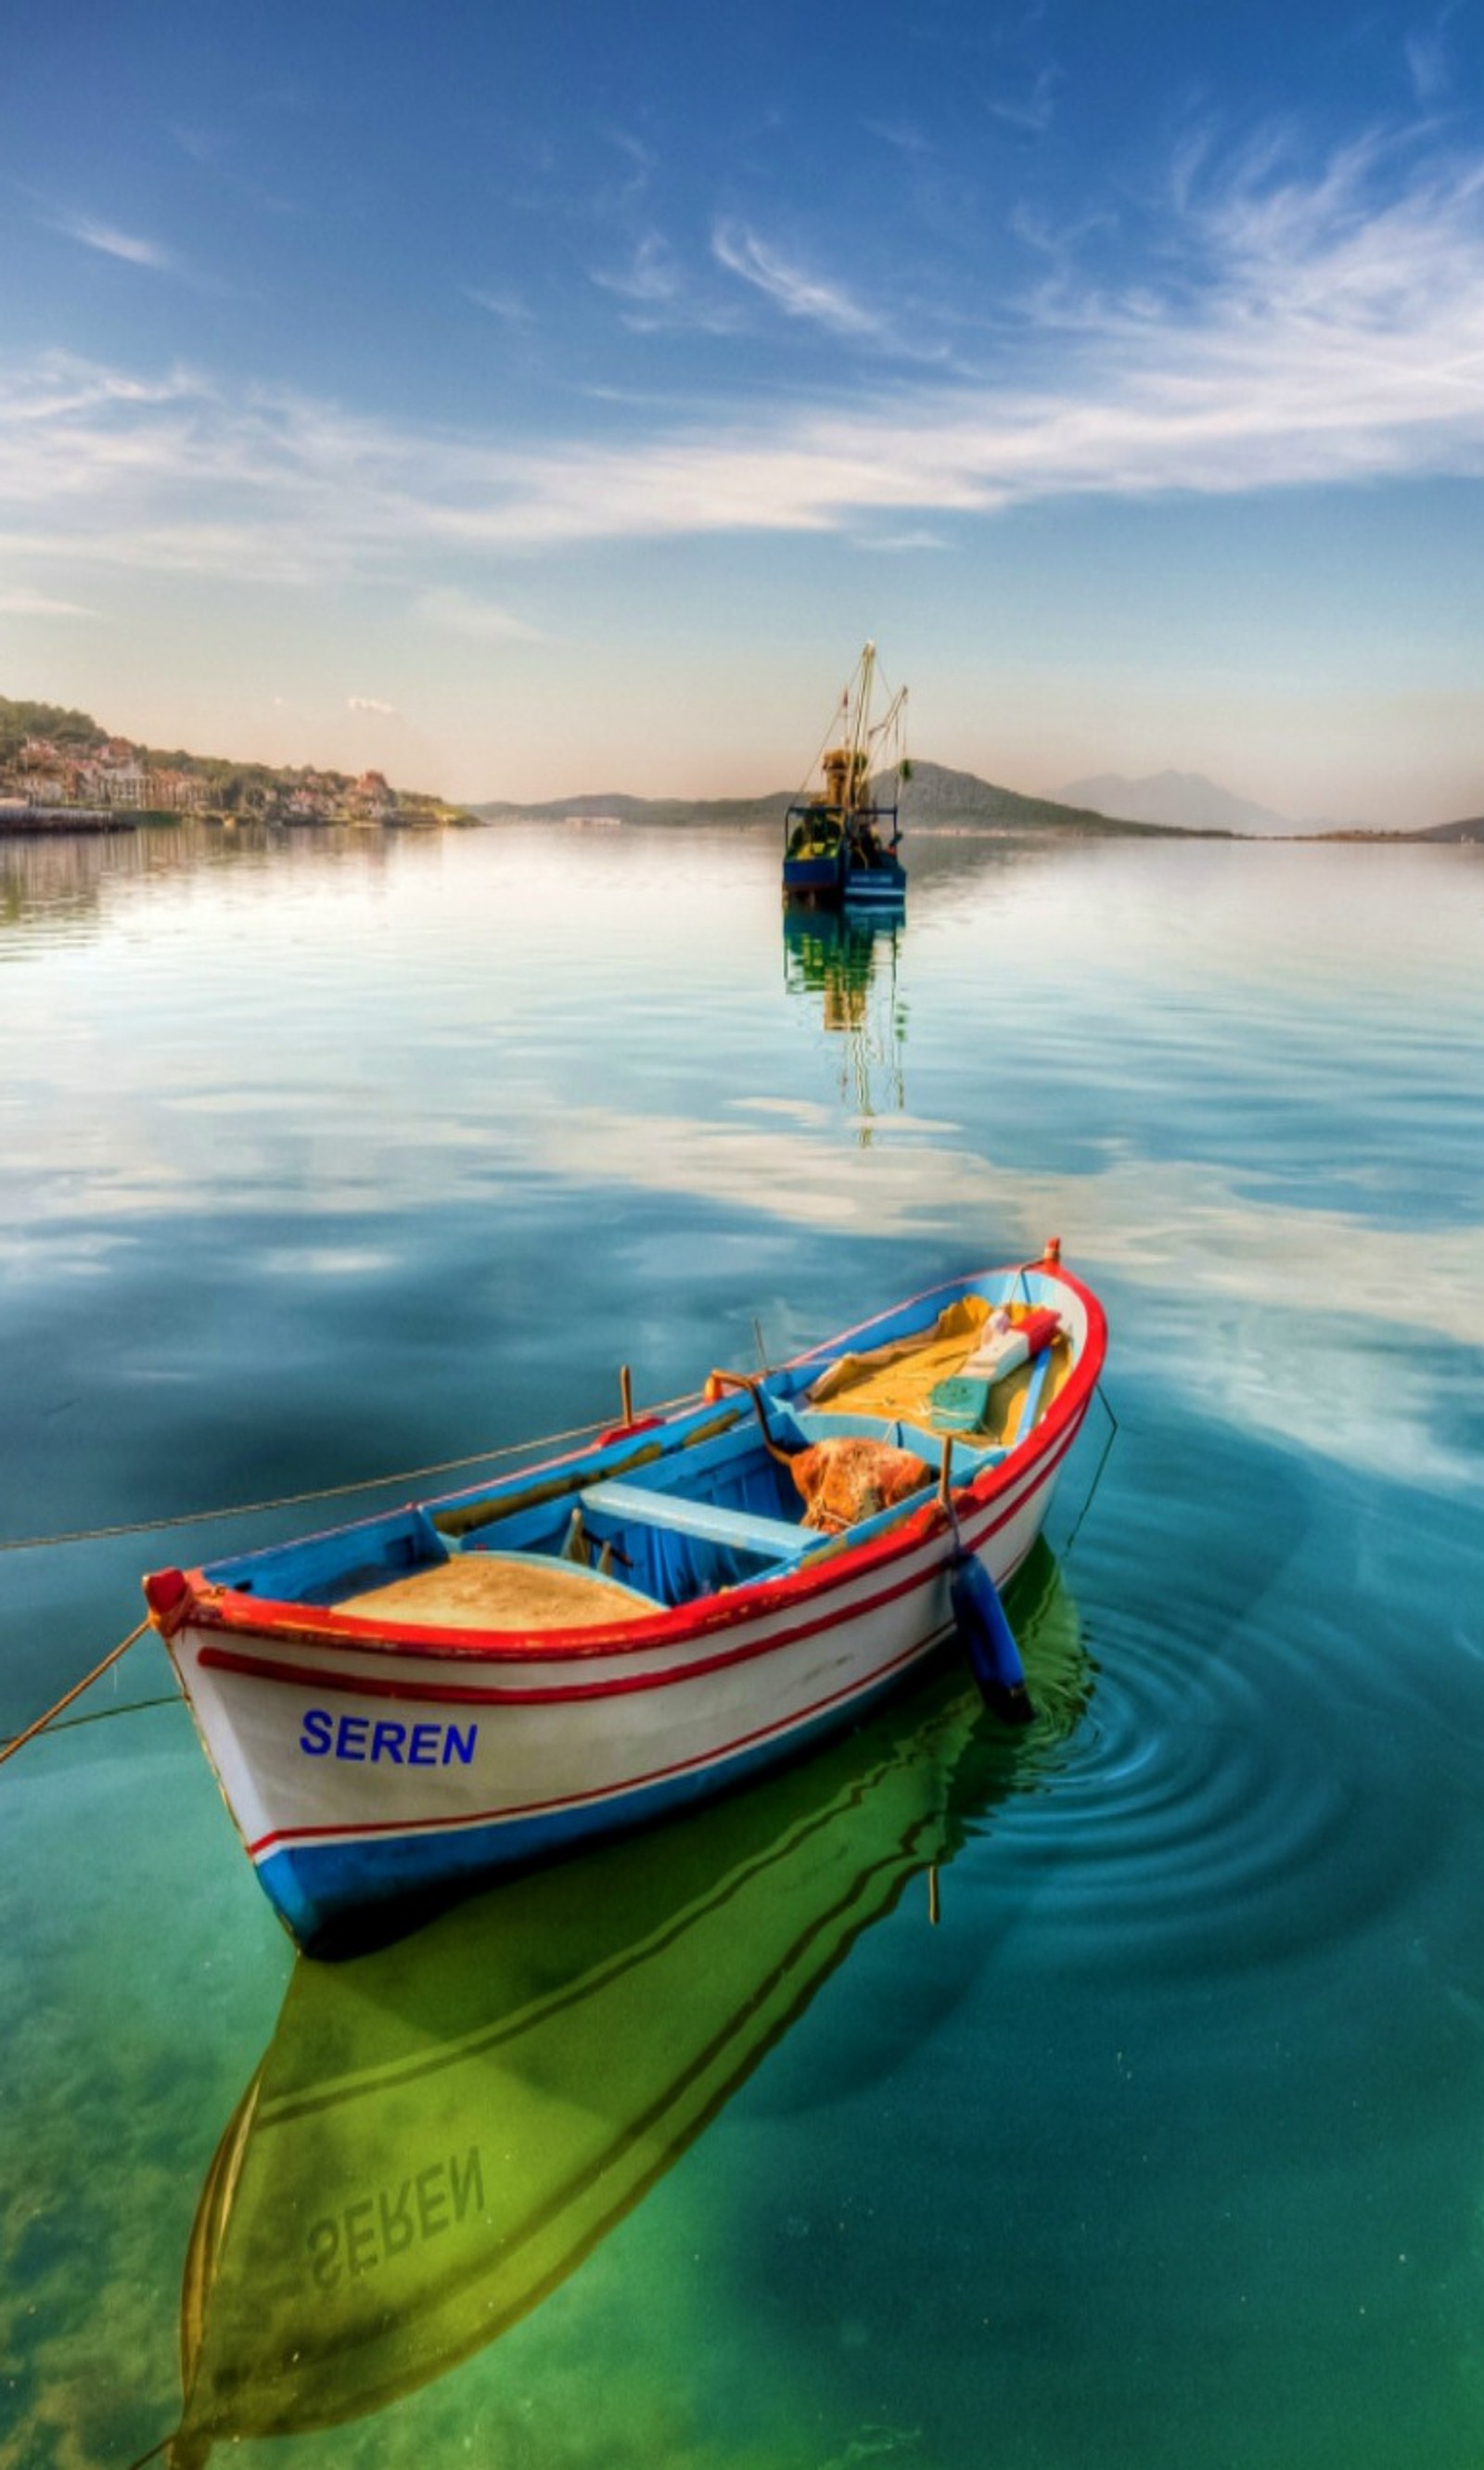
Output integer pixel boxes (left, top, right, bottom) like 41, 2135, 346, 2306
532, 1101, 1484, 1495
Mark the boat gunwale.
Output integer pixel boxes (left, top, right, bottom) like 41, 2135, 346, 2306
190, 1453, 1067, 1717
155, 1261, 1107, 1670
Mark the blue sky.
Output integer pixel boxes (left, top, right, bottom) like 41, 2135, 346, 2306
3, 0, 1482, 822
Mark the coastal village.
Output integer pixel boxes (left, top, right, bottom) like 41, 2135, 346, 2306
0, 697, 464, 831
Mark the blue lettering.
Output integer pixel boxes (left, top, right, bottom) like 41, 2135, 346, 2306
301, 1710, 479, 1766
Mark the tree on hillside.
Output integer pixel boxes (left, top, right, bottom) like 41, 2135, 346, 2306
0, 697, 104, 761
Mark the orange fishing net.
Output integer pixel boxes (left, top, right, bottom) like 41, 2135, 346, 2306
788, 1438, 932, 1533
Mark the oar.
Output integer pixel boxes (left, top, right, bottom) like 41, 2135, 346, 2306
939, 1439, 1034, 1724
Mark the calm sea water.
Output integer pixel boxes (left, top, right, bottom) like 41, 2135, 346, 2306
3, 818, 1482, 2470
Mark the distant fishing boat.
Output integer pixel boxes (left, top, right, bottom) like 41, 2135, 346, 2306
174, 1578, 1086, 2451
782, 641, 909, 908
144, 1244, 1107, 1953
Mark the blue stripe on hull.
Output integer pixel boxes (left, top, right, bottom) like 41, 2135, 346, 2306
841, 878, 905, 907
256, 1644, 945, 1950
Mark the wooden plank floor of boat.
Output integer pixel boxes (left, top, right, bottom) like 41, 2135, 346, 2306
339, 1555, 647, 1632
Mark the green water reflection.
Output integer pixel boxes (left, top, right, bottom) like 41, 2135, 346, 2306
173, 1551, 1085, 2459
780, 910, 905, 1139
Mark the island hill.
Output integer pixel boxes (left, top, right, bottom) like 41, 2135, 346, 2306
0, 696, 467, 831
474, 760, 1182, 839
477, 758, 1482, 844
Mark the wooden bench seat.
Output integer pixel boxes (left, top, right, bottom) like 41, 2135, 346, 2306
578, 1479, 812, 1563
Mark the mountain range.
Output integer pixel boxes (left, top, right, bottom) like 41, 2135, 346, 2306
476, 761, 1202, 838
1055, 767, 1349, 837
477, 760, 1481, 841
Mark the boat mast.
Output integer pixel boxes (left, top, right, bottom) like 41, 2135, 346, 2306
850, 644, 907, 830
809, 642, 906, 822
847, 641, 877, 816
849, 637, 874, 810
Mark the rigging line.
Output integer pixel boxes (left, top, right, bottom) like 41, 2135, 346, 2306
12, 1692, 180, 1746
0, 1619, 149, 1770
120, 2438, 173, 2470
1059, 1382, 1119, 1561
0, 1387, 706, 1560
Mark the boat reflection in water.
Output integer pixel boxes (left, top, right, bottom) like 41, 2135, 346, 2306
173, 1545, 1086, 2463
782, 907, 905, 1138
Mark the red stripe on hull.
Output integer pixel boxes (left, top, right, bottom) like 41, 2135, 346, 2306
191, 1445, 1065, 1708
243, 1619, 954, 1861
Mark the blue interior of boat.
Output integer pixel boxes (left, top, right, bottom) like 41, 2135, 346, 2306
200, 1273, 1058, 1619
202, 1395, 1003, 1617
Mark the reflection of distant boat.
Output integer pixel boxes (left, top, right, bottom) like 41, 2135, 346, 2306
782, 907, 906, 1131
782, 643, 908, 909
173, 1548, 1086, 2461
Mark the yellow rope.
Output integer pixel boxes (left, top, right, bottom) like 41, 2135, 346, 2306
0, 1389, 705, 1560
0, 1619, 150, 1768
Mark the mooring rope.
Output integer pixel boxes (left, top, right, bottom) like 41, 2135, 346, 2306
0, 1388, 705, 1561
0, 1619, 150, 1769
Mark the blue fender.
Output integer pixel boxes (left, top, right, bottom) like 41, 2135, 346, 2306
951, 1552, 1034, 1724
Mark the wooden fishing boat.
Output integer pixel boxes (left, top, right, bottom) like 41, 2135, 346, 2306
144, 1243, 1107, 1952
175, 1577, 1086, 2452
782, 641, 909, 908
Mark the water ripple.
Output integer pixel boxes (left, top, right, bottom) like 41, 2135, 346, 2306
969, 1451, 1445, 1983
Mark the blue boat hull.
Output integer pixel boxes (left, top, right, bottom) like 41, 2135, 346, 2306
782, 851, 906, 908
782, 852, 845, 901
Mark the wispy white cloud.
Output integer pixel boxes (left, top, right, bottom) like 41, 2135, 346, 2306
589, 232, 744, 337
602, 127, 658, 199
1, 361, 203, 426
414, 587, 542, 641
711, 220, 887, 338
347, 695, 395, 715
3, 132, 1483, 581
853, 529, 953, 553
983, 64, 1061, 134
591, 231, 685, 313
0, 585, 96, 617
467, 285, 535, 325
168, 122, 296, 216
1405, 3, 1464, 101
864, 119, 935, 160
47, 212, 181, 273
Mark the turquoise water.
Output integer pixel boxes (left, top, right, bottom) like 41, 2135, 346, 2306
3, 818, 1483, 2468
